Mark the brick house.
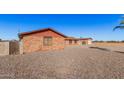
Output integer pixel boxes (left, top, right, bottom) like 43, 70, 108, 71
19, 28, 92, 54
19, 28, 67, 53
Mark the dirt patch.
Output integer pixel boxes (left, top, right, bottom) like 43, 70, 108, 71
89, 47, 110, 52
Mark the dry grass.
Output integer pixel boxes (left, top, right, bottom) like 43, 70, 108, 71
93, 42, 124, 46
0, 46, 124, 79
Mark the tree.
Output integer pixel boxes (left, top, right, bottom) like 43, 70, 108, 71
113, 16, 124, 31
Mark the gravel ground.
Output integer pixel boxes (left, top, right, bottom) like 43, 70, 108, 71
0, 46, 124, 79
91, 46, 124, 52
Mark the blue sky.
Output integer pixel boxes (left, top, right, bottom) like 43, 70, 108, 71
0, 14, 124, 41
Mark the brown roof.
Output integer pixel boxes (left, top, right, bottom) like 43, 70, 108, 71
65, 37, 78, 40
79, 38, 93, 40
19, 28, 67, 39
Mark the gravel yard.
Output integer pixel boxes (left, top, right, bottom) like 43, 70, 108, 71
91, 46, 124, 52
0, 46, 124, 79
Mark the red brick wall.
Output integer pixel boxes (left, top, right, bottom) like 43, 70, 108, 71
21, 30, 65, 53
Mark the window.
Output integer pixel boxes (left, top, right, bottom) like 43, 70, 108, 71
69, 40, 72, 44
74, 40, 77, 44
43, 36, 52, 46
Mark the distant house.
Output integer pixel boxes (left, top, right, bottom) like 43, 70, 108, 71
79, 38, 92, 45
65, 37, 92, 46
65, 37, 79, 46
19, 28, 92, 54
